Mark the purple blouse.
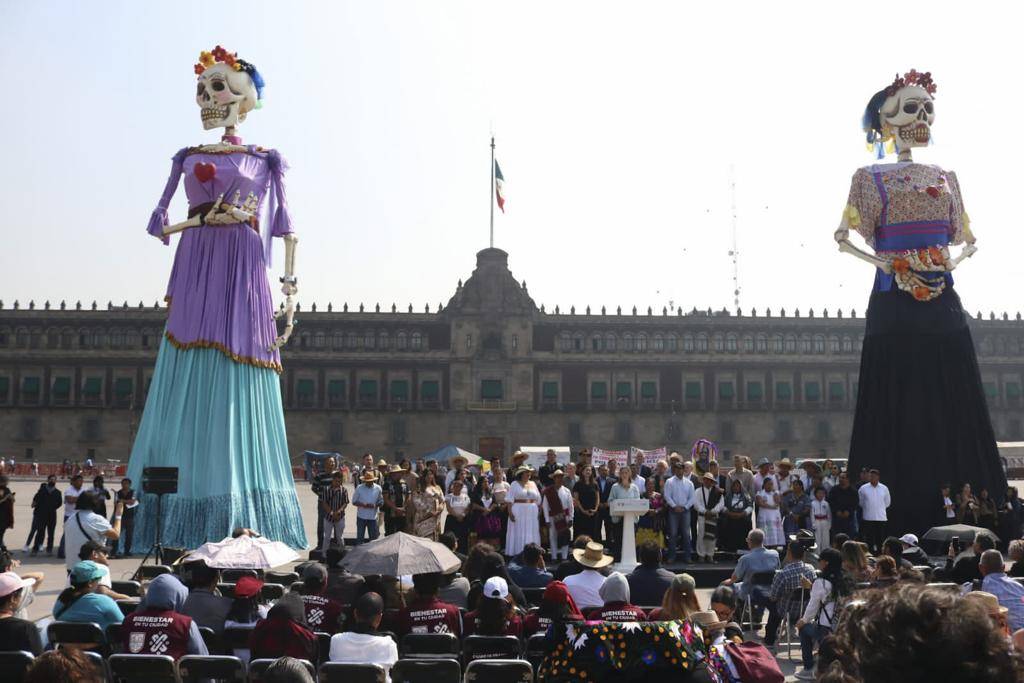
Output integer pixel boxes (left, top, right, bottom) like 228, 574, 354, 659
146, 146, 294, 371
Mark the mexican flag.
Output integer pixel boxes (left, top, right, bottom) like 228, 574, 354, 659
494, 159, 506, 212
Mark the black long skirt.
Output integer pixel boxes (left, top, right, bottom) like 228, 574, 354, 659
848, 287, 1006, 537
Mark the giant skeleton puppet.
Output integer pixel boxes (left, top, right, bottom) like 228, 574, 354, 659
125, 47, 307, 550
838, 70, 1005, 536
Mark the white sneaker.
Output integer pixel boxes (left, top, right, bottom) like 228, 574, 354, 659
795, 668, 816, 680
22, 545, 29, 553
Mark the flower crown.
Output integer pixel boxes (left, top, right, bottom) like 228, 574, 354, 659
193, 45, 265, 102
886, 69, 937, 97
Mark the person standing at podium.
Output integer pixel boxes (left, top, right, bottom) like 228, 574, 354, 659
608, 466, 641, 562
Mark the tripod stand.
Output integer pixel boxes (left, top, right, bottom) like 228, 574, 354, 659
132, 492, 167, 580
132, 466, 178, 580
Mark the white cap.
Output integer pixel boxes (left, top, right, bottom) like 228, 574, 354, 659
899, 533, 919, 546
483, 576, 509, 600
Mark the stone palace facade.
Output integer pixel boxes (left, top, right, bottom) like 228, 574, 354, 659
2, 248, 1023, 466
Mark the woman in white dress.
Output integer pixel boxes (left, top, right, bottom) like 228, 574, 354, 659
755, 476, 785, 549
505, 467, 541, 557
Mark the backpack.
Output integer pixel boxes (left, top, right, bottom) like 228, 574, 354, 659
724, 641, 785, 683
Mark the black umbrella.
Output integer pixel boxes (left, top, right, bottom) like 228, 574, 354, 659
339, 532, 461, 576
920, 523, 999, 555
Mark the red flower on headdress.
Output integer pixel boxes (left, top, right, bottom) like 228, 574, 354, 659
193, 63, 205, 75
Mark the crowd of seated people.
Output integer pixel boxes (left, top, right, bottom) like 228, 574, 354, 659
11, 514, 1024, 683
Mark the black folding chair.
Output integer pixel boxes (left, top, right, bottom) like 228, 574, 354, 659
220, 626, 253, 653
83, 651, 107, 679
390, 658, 462, 683
316, 631, 332, 665
738, 569, 778, 631
462, 635, 522, 666
265, 571, 299, 586
464, 658, 533, 683
138, 565, 173, 580
117, 600, 140, 617
261, 583, 285, 601
525, 633, 548, 671
0, 651, 35, 683
107, 653, 179, 683
401, 632, 460, 658
47, 620, 107, 654
318, 662, 387, 683
520, 587, 544, 607
198, 626, 223, 656
106, 622, 126, 654
217, 582, 236, 598
220, 569, 259, 582
248, 658, 316, 682
112, 580, 142, 597
178, 654, 246, 682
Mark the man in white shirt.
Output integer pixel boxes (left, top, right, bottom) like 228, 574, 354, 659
57, 473, 84, 559
564, 541, 614, 609
64, 490, 122, 572
775, 458, 796, 496
663, 461, 696, 563
753, 459, 777, 495
857, 469, 891, 554
330, 591, 399, 681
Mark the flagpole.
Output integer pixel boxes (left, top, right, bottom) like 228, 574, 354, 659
489, 136, 495, 249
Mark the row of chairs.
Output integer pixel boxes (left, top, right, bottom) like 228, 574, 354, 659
47, 621, 548, 671
2, 650, 534, 683
132, 565, 299, 587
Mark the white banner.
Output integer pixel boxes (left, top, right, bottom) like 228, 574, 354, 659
630, 446, 668, 467
590, 447, 630, 469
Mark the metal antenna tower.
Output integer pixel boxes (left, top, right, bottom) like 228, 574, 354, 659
728, 166, 741, 310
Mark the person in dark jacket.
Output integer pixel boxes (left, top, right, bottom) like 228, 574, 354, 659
827, 472, 859, 538
939, 534, 996, 584
26, 475, 62, 556
626, 541, 675, 607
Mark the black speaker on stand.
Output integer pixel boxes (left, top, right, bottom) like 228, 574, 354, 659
132, 466, 179, 579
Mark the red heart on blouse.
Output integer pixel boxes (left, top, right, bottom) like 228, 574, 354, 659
194, 162, 216, 183
926, 186, 940, 198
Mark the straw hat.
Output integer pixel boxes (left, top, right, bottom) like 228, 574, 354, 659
963, 590, 1009, 617
514, 465, 533, 477
690, 610, 727, 631
450, 453, 469, 467
702, 472, 716, 483
377, 459, 388, 467
551, 470, 565, 478
778, 458, 793, 468
388, 464, 406, 474
757, 457, 771, 468
360, 470, 379, 483
512, 451, 528, 462
572, 541, 614, 569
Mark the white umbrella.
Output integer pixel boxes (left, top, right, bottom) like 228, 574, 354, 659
340, 532, 461, 576
186, 534, 300, 569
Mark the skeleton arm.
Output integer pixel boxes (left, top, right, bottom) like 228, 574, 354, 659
834, 226, 893, 274
269, 233, 298, 352
161, 192, 256, 237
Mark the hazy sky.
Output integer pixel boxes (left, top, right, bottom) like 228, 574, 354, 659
2, 1, 1022, 317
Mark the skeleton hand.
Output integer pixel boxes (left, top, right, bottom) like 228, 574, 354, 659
269, 292, 296, 352
946, 243, 978, 271
203, 194, 235, 225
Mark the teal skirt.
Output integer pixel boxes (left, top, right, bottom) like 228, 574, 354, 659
126, 337, 307, 550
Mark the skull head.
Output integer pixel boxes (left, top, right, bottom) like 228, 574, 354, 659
195, 63, 258, 131
880, 85, 935, 153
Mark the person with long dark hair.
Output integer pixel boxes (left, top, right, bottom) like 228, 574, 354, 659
464, 576, 522, 638
794, 548, 851, 680
572, 464, 600, 540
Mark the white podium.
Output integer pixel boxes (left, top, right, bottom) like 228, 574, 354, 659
611, 498, 650, 572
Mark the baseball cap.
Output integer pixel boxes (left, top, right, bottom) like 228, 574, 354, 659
70, 560, 106, 584
234, 575, 265, 598
0, 572, 33, 598
898, 533, 919, 546
483, 576, 509, 600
